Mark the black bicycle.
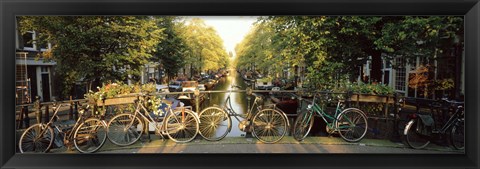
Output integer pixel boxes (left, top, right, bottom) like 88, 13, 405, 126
197, 86, 289, 143
19, 104, 107, 153
404, 98, 464, 150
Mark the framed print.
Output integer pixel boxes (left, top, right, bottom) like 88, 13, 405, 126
1, 0, 479, 168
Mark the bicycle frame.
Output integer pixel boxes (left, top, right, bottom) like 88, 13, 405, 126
35, 105, 73, 138
37, 104, 95, 148
222, 89, 261, 123
128, 99, 169, 135
428, 106, 463, 135
127, 97, 199, 135
306, 95, 344, 127
404, 103, 464, 136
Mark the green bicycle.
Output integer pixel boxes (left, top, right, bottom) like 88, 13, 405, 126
293, 93, 368, 142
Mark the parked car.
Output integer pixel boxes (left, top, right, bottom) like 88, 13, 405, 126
168, 81, 182, 92
198, 84, 206, 91
156, 84, 170, 93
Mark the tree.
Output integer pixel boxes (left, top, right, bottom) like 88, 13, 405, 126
184, 18, 229, 77
254, 16, 463, 89
18, 16, 164, 98
153, 16, 188, 82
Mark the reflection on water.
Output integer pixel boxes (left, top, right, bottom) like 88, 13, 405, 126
202, 70, 248, 137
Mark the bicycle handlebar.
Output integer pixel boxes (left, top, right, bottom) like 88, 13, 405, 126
441, 98, 464, 105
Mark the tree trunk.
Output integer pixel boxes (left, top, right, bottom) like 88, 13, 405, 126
190, 64, 193, 79
370, 50, 383, 83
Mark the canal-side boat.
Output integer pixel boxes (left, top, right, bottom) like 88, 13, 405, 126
269, 93, 299, 116
200, 78, 217, 90
177, 81, 205, 111
180, 81, 198, 98
255, 78, 274, 90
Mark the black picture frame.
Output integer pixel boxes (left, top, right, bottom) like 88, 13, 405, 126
1, 0, 479, 168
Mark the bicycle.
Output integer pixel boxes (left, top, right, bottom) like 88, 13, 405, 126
198, 86, 289, 143
404, 98, 464, 150
18, 103, 108, 153
293, 93, 368, 142
106, 94, 200, 146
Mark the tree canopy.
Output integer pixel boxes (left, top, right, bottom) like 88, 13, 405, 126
184, 18, 229, 75
18, 16, 164, 97
18, 16, 231, 98
235, 16, 463, 90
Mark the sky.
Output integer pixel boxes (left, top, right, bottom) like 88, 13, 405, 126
184, 16, 258, 57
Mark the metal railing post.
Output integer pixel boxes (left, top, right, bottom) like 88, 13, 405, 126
194, 89, 200, 112
390, 93, 401, 142
346, 91, 353, 108
52, 101, 58, 122
22, 105, 30, 128
74, 101, 79, 120
18, 106, 24, 129
44, 104, 50, 123
69, 96, 74, 120
34, 96, 42, 124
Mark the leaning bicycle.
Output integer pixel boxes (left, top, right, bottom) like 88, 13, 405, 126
106, 94, 200, 146
293, 93, 368, 142
198, 86, 289, 143
404, 98, 464, 150
18, 104, 107, 153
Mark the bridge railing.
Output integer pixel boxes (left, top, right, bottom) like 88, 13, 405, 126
15, 89, 403, 128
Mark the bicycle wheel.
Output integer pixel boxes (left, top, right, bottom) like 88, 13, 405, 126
107, 113, 143, 146
18, 124, 54, 153
293, 111, 314, 141
336, 108, 368, 142
252, 109, 288, 143
165, 109, 199, 143
198, 107, 231, 141
74, 118, 107, 153
405, 119, 430, 149
450, 119, 464, 150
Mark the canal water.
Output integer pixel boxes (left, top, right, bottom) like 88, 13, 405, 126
202, 69, 249, 137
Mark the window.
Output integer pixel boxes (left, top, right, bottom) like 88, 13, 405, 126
385, 60, 392, 68
37, 33, 49, 51
41, 67, 49, 73
22, 31, 51, 51
395, 57, 406, 92
22, 32, 35, 49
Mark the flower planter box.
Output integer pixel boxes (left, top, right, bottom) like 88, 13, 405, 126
349, 94, 398, 118
96, 94, 139, 106
350, 94, 395, 104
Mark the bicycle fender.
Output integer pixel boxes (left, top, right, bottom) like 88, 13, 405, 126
404, 119, 415, 135
85, 117, 108, 127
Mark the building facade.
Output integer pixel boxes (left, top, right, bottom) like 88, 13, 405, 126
15, 20, 55, 104
360, 50, 464, 100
